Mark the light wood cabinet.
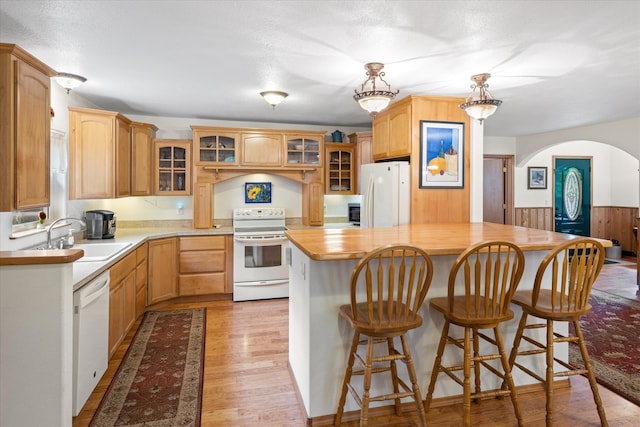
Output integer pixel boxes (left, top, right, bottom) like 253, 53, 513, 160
191, 126, 324, 169
372, 99, 411, 160
134, 243, 148, 318
108, 251, 137, 357
191, 126, 326, 228
325, 143, 355, 194
178, 235, 232, 295
305, 182, 325, 225
241, 133, 283, 167
148, 237, 177, 304
285, 134, 322, 167
69, 107, 132, 199
130, 122, 158, 196
0, 44, 55, 211
192, 127, 240, 165
154, 139, 191, 195
348, 131, 372, 194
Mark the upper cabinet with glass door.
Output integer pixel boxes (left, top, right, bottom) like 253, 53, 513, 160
154, 139, 191, 195
285, 133, 323, 168
191, 126, 239, 165
325, 142, 355, 194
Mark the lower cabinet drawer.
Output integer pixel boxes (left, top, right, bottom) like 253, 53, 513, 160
179, 250, 225, 274
179, 273, 226, 295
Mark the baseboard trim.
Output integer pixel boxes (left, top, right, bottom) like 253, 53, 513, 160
302, 380, 571, 426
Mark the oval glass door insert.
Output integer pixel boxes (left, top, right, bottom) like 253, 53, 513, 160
563, 167, 582, 221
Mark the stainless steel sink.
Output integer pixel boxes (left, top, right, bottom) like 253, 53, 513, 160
72, 242, 132, 262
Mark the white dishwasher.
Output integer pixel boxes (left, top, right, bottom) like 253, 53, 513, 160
73, 270, 110, 416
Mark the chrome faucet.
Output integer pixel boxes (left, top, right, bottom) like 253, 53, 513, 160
46, 217, 86, 249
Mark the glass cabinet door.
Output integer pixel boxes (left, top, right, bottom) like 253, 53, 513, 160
325, 143, 355, 194
196, 134, 237, 164
286, 136, 321, 166
155, 140, 191, 195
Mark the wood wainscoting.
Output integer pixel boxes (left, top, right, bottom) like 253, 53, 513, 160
592, 206, 639, 253
515, 206, 638, 255
514, 207, 553, 231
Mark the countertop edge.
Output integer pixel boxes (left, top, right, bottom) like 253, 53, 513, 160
0, 249, 84, 265
285, 223, 613, 261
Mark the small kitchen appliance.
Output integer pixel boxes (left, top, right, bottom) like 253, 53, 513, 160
85, 210, 116, 239
348, 203, 360, 226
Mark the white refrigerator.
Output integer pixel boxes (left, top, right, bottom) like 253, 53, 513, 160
360, 161, 410, 228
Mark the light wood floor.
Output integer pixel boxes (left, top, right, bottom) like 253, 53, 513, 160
73, 255, 640, 427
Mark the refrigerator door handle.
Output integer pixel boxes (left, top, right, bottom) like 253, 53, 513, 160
363, 174, 374, 228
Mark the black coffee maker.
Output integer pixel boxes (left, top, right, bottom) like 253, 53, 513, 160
85, 210, 116, 239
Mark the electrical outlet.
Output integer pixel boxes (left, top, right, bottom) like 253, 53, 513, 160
176, 201, 184, 215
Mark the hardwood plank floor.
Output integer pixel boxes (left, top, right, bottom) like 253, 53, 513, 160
73, 255, 640, 426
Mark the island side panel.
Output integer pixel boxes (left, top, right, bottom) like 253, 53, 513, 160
288, 246, 562, 420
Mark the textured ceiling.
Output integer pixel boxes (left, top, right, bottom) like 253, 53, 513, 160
1, 0, 639, 137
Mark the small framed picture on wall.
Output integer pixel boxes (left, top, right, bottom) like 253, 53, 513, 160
527, 167, 547, 189
244, 182, 272, 203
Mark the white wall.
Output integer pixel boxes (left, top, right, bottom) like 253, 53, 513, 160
484, 137, 639, 208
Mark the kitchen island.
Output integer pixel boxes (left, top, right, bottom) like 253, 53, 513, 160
284, 222, 610, 424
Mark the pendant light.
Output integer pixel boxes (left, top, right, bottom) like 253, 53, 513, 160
353, 62, 399, 117
54, 72, 87, 94
260, 91, 289, 109
459, 73, 502, 123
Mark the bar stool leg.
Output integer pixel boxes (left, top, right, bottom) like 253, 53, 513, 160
361, 336, 374, 426
399, 334, 427, 426
507, 313, 529, 371
424, 320, 451, 411
472, 329, 482, 401
573, 320, 609, 427
495, 326, 523, 426
545, 320, 554, 427
463, 327, 472, 427
335, 332, 360, 426
387, 337, 402, 415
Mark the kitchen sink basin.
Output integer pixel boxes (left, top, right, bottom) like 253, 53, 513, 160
72, 242, 132, 262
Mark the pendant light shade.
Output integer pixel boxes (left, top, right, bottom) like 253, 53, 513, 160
54, 72, 87, 94
260, 91, 288, 109
353, 62, 399, 117
459, 73, 502, 123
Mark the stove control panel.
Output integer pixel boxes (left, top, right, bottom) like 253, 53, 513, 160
233, 207, 285, 219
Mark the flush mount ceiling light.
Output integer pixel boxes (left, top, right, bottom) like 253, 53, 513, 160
353, 62, 399, 117
260, 91, 289, 109
459, 73, 502, 123
54, 72, 87, 94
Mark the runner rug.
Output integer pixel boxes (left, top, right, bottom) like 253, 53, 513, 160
89, 308, 206, 427
569, 289, 640, 406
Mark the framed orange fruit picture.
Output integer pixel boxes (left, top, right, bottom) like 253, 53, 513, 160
419, 120, 464, 188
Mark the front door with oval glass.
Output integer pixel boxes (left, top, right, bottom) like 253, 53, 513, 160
554, 157, 591, 236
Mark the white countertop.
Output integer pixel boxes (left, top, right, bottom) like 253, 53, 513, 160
70, 227, 233, 292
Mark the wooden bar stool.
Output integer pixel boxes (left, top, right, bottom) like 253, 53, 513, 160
334, 244, 434, 427
506, 238, 608, 426
424, 241, 525, 427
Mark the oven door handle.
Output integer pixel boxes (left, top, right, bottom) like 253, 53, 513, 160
234, 235, 288, 244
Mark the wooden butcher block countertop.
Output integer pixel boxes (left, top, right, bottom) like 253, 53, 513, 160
285, 222, 612, 261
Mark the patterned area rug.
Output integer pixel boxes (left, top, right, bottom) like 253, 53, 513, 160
89, 309, 206, 427
569, 289, 640, 405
